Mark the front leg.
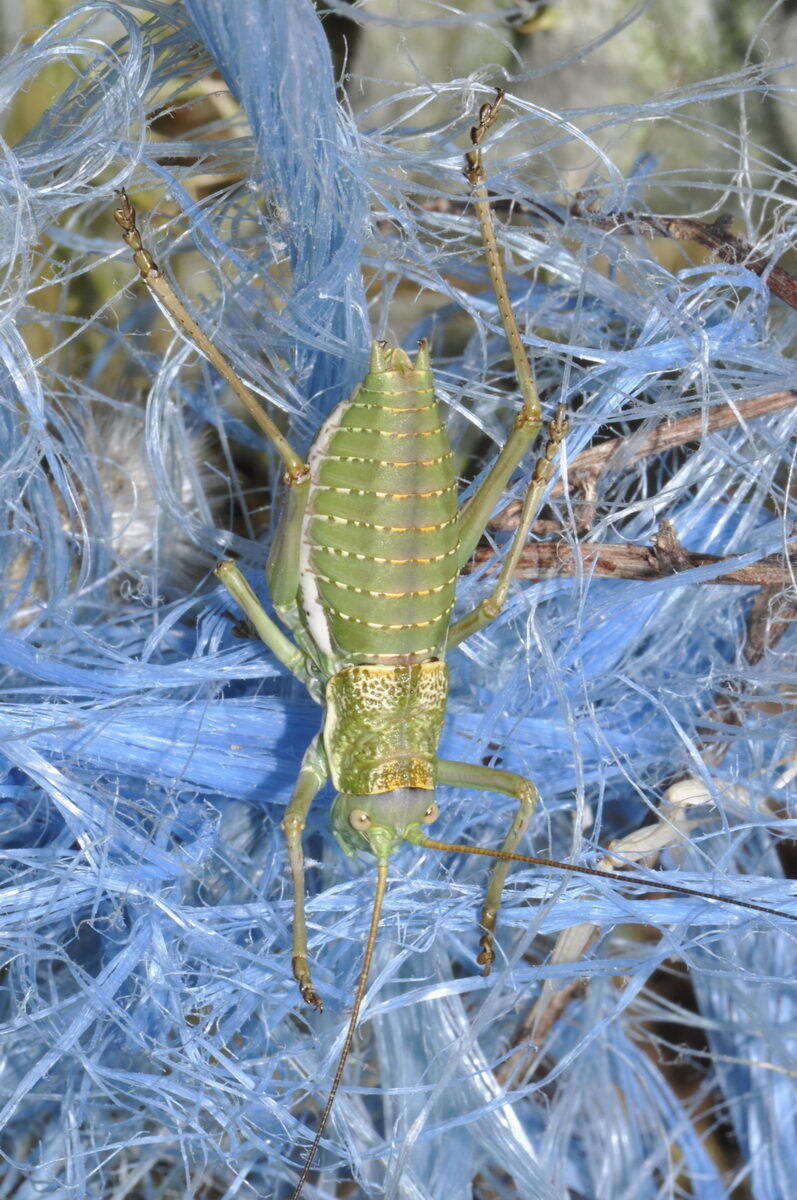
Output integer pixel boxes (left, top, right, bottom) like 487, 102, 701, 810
437, 758, 539, 974
282, 737, 328, 1010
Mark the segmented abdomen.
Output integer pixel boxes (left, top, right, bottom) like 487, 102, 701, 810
300, 345, 458, 665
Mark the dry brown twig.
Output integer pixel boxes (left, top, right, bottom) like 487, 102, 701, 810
490, 389, 797, 532
384, 195, 797, 310
556, 389, 795, 497
480, 390, 797, 589
569, 196, 797, 311
473, 523, 795, 589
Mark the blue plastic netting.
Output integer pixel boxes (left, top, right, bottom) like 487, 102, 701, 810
0, 2, 795, 1197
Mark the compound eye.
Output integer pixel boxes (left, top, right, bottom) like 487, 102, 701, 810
349, 809, 372, 832
422, 802, 439, 823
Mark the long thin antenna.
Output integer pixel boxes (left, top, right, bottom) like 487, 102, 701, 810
409, 835, 796, 923
289, 859, 389, 1200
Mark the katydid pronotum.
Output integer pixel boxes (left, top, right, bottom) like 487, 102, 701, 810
113, 90, 795, 1198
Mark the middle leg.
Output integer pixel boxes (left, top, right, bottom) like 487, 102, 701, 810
216, 560, 309, 683
447, 404, 568, 648
437, 758, 539, 974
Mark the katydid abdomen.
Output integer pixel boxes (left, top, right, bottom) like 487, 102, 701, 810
300, 341, 459, 665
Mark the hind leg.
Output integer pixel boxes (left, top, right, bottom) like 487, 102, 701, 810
456, 90, 546, 564
114, 190, 306, 482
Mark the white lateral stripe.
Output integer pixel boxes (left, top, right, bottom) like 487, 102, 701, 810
299, 399, 351, 657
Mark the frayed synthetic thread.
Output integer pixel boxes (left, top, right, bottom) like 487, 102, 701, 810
0, 2, 794, 1198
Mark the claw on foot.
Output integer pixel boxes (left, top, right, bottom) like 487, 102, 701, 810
113, 188, 136, 233
292, 955, 323, 1011
477, 933, 495, 976
112, 188, 159, 278
465, 88, 506, 185
300, 985, 323, 1012
470, 87, 506, 148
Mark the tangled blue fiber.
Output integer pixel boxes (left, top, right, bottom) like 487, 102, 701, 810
0, 1, 795, 1197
